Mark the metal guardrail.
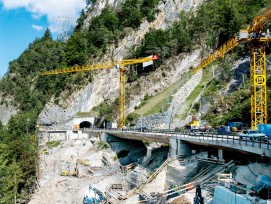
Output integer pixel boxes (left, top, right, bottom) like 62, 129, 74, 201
173, 131, 270, 150
41, 127, 270, 151
127, 128, 270, 150
114, 128, 271, 151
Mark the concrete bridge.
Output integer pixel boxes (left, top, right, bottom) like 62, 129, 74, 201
104, 130, 271, 158
39, 128, 271, 159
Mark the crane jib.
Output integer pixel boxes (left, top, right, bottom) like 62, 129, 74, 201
40, 55, 158, 128
192, 6, 271, 129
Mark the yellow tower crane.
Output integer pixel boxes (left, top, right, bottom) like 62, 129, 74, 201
40, 55, 158, 128
192, 6, 271, 130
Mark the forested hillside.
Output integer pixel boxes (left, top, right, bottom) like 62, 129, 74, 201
1, 0, 271, 202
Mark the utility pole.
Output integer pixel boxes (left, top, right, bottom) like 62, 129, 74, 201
168, 106, 175, 130
140, 115, 143, 132
212, 65, 215, 77
14, 172, 16, 204
26, 118, 30, 136
243, 74, 245, 89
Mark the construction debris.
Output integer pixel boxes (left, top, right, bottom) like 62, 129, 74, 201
30, 138, 271, 204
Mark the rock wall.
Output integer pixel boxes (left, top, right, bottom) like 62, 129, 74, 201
98, 0, 204, 61
166, 160, 198, 187
0, 93, 18, 125
38, 84, 94, 127
37, 0, 205, 128
234, 163, 271, 186
129, 49, 202, 115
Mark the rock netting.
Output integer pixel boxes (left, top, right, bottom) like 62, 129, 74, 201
134, 70, 202, 129
135, 113, 169, 129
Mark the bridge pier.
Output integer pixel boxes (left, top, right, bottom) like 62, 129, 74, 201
218, 149, 224, 160
143, 146, 153, 162
170, 137, 191, 158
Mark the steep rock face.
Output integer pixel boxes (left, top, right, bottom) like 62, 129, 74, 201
38, 84, 93, 127
100, 0, 204, 61
128, 49, 202, 114
0, 93, 18, 125
38, 0, 205, 127
84, 0, 125, 28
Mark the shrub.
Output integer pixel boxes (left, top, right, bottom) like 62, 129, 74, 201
46, 140, 61, 149
97, 141, 110, 150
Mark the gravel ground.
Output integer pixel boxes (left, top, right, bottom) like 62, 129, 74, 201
30, 139, 170, 204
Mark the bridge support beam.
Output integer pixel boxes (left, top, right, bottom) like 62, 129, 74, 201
170, 137, 191, 158
143, 146, 153, 162
101, 132, 121, 143
218, 149, 223, 160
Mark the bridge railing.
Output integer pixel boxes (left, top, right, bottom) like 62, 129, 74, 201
118, 128, 270, 151
171, 131, 270, 151
60, 127, 270, 151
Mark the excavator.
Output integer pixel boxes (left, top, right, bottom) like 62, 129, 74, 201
193, 6, 271, 130
83, 185, 106, 204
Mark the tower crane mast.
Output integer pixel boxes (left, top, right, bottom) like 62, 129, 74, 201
192, 6, 271, 129
41, 55, 158, 128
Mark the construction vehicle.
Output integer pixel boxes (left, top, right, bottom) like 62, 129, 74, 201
73, 124, 79, 130
41, 149, 49, 155
227, 122, 244, 132
192, 6, 271, 130
77, 158, 91, 166
41, 55, 158, 128
83, 185, 105, 204
61, 169, 78, 177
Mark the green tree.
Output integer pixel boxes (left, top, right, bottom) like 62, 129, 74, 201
42, 28, 53, 41
65, 32, 88, 66
118, 0, 143, 28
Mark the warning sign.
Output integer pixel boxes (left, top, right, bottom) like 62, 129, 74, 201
254, 75, 265, 85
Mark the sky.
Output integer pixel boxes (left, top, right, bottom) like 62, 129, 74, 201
0, 0, 86, 77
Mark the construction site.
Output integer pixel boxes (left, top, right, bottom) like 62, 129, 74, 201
28, 130, 271, 204
2, 0, 271, 204
30, 3, 271, 204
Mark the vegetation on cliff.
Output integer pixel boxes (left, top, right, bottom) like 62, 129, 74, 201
1, 0, 271, 202
0, 112, 38, 203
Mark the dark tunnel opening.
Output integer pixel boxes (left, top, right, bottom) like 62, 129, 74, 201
79, 121, 92, 129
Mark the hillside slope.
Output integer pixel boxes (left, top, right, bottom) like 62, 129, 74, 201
37, 0, 205, 128
1, 0, 271, 202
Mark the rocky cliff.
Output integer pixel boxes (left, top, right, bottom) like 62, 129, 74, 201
0, 0, 206, 127
37, 0, 205, 127
0, 92, 18, 125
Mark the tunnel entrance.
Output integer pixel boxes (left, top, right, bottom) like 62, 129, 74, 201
79, 121, 92, 129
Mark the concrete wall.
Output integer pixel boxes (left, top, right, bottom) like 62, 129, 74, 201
39, 132, 66, 144
169, 136, 191, 158
38, 131, 94, 144
166, 161, 198, 188
67, 130, 89, 140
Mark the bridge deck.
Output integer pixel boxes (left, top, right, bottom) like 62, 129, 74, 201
106, 130, 271, 157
